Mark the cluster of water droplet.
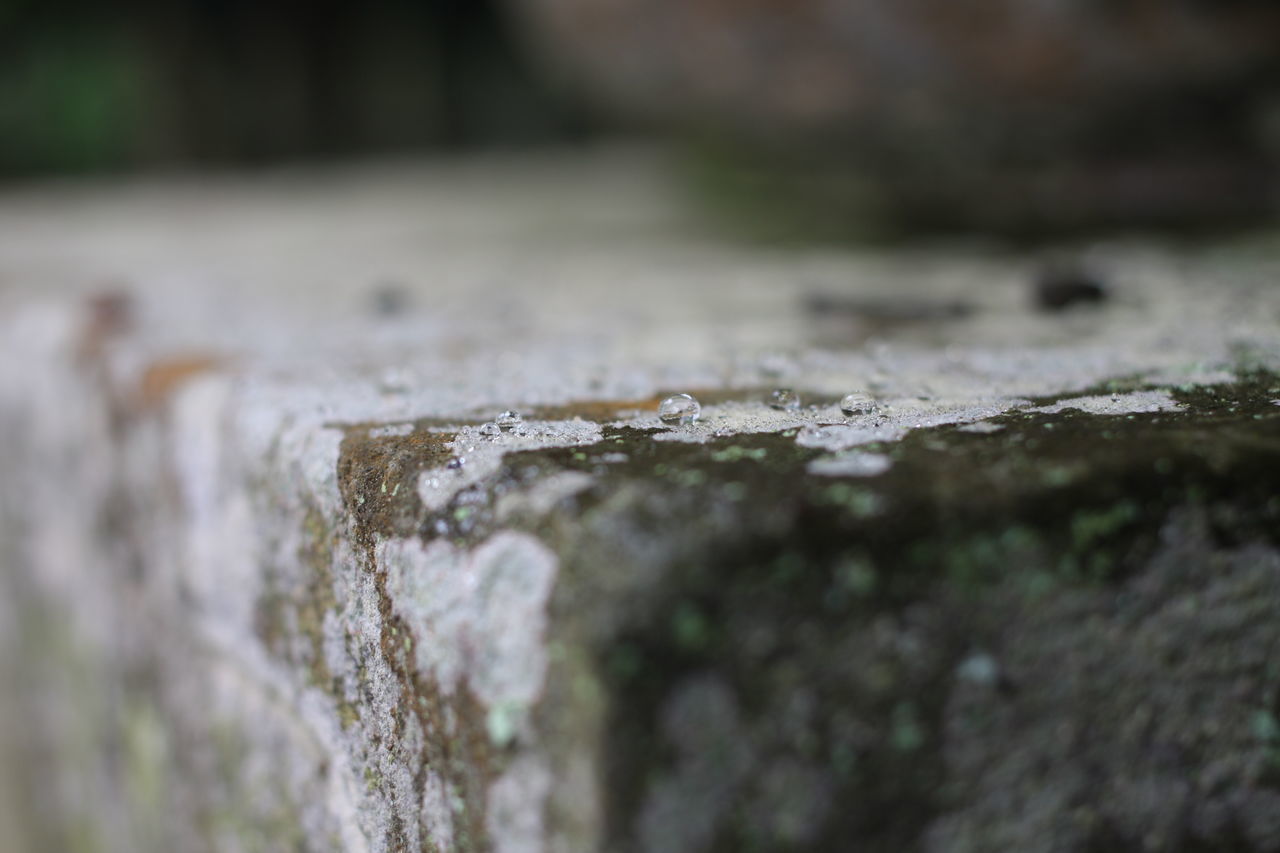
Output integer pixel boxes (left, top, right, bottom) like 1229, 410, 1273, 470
479, 409, 526, 438
658, 393, 701, 425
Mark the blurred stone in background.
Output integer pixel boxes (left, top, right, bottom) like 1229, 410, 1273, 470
510, 0, 1280, 237
0, 0, 585, 175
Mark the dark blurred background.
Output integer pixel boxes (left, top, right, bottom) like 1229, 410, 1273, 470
0, 0, 592, 176
3, 0, 1280, 238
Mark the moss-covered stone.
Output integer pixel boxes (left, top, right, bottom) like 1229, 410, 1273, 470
371, 370, 1280, 851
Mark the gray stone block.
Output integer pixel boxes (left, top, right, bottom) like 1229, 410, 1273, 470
2, 150, 1280, 852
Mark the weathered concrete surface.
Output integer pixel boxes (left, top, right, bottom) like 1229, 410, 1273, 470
2, 147, 1280, 852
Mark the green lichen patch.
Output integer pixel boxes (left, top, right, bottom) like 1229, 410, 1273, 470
274, 418, 514, 852
338, 421, 520, 851
369, 564, 498, 853
251, 503, 342, 695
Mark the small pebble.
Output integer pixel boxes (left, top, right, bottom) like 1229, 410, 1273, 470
370, 280, 410, 317
1034, 262, 1108, 310
87, 290, 134, 336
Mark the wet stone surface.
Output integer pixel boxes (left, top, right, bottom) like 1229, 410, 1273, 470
320, 370, 1280, 852
2, 154, 1280, 853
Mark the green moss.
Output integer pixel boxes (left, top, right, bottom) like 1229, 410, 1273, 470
711, 446, 768, 463
122, 699, 169, 845
531, 372, 1280, 850
890, 702, 926, 753
671, 601, 712, 652
334, 420, 455, 544
818, 483, 883, 518
196, 722, 310, 852
485, 702, 522, 748
1043, 465, 1075, 487
1252, 710, 1280, 743
253, 503, 340, 694
1071, 501, 1140, 550
64, 818, 103, 853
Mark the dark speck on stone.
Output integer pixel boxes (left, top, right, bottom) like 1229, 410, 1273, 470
87, 289, 135, 335
805, 293, 971, 322
370, 280, 410, 317
1034, 262, 1108, 311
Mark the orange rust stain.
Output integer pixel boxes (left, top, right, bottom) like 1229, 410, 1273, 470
528, 388, 786, 421
528, 397, 663, 421
136, 354, 223, 409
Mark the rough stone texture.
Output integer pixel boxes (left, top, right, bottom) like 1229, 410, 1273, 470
2, 147, 1280, 852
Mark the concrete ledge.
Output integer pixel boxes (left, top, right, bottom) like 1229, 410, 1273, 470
3, 154, 1280, 852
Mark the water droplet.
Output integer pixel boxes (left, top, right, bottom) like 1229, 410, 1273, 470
478, 422, 501, 437
840, 392, 878, 417
769, 388, 801, 411
496, 410, 523, 433
658, 393, 701, 425
447, 457, 465, 470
